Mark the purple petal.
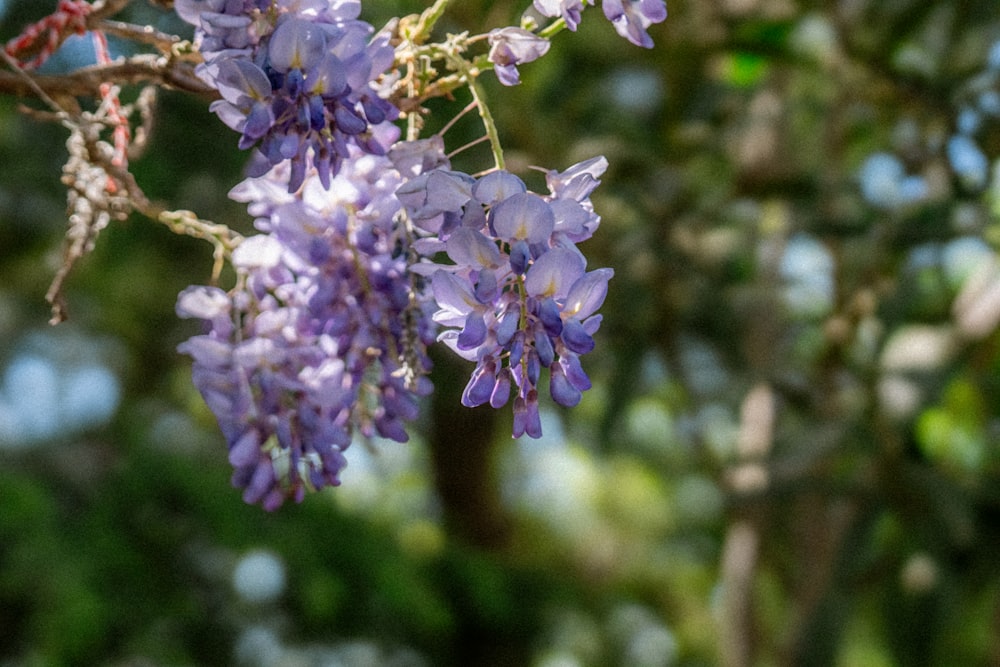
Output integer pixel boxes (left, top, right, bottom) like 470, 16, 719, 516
533, 0, 589, 31
491, 192, 555, 244
242, 461, 276, 505
494, 64, 522, 87
563, 268, 613, 319
388, 136, 449, 178
509, 332, 525, 367
396, 169, 474, 219
491, 367, 512, 408
376, 415, 410, 442
228, 429, 261, 467
524, 247, 587, 299
474, 267, 499, 303
334, 106, 367, 135
425, 170, 475, 213
487, 28, 550, 85
537, 297, 564, 336
550, 364, 582, 406
307, 95, 326, 131
560, 353, 592, 391
177, 285, 230, 320
602, 0, 667, 48
307, 54, 348, 97
509, 240, 531, 275
496, 307, 520, 346
447, 227, 502, 268
488, 27, 551, 63
268, 18, 328, 72
547, 156, 608, 200
583, 314, 603, 335
177, 335, 232, 368
560, 318, 595, 354
215, 58, 272, 105
174, 0, 211, 25
457, 312, 488, 350
243, 101, 275, 141
209, 100, 248, 132
431, 271, 479, 322
319, 0, 362, 21
526, 350, 541, 384
534, 330, 555, 367
462, 362, 497, 407
550, 199, 590, 236
512, 392, 542, 438
286, 68, 306, 98
474, 171, 527, 204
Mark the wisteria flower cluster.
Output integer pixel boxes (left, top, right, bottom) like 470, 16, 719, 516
167, 0, 666, 508
177, 130, 444, 509
397, 159, 612, 438
175, 0, 397, 191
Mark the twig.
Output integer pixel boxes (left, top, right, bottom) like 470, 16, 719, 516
0, 49, 70, 120
0, 55, 217, 99
97, 19, 183, 52
95, 151, 244, 277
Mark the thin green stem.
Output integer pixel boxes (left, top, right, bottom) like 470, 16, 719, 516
413, 0, 452, 43
405, 57, 419, 141
538, 17, 568, 40
467, 76, 504, 171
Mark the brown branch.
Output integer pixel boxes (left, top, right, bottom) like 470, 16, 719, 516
0, 55, 217, 99
98, 151, 243, 271
48, 120, 132, 323
47, 121, 241, 322
0, 48, 71, 118
97, 19, 185, 52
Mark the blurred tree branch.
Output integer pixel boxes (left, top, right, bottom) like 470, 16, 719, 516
0, 55, 216, 99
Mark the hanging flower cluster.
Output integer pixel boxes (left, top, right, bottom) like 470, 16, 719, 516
397, 158, 612, 438
176, 0, 398, 191
177, 129, 444, 508
171, 0, 667, 508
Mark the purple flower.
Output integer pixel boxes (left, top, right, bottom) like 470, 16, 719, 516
524, 247, 586, 299
267, 17, 328, 72
534, 0, 593, 31
546, 156, 607, 243
602, 0, 668, 48
532, 0, 667, 47
487, 27, 551, 86
395, 169, 475, 225
178, 1, 398, 192
178, 140, 447, 508
400, 158, 614, 438
492, 192, 555, 244
173, 0, 629, 487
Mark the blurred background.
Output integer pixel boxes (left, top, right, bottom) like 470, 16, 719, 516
3, 0, 1000, 665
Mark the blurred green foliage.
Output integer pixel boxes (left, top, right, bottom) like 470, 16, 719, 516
3, 0, 1000, 665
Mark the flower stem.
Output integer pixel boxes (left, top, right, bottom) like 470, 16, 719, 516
467, 76, 505, 171
538, 17, 568, 40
